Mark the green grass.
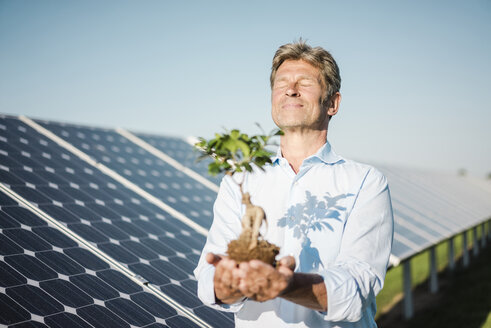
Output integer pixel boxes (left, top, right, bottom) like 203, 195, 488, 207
377, 236, 491, 328
376, 221, 490, 325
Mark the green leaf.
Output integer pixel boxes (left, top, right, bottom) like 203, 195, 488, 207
230, 129, 240, 139
223, 138, 238, 154
243, 162, 253, 172
208, 162, 221, 176
236, 140, 251, 158
196, 126, 278, 177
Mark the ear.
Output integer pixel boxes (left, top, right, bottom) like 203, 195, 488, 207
327, 92, 341, 117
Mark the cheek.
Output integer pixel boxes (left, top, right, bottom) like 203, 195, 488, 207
271, 98, 282, 113
271, 90, 281, 103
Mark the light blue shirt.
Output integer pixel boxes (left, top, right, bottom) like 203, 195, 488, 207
194, 140, 394, 327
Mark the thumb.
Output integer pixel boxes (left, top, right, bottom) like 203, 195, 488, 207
206, 253, 222, 266
279, 256, 296, 271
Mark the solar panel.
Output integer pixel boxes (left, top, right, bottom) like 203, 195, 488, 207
133, 132, 222, 186
0, 115, 234, 327
34, 120, 217, 231
376, 164, 491, 260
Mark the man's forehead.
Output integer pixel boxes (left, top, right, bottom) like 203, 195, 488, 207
276, 59, 320, 75
274, 60, 322, 83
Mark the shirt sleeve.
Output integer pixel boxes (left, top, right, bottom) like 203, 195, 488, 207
193, 174, 247, 312
320, 167, 394, 322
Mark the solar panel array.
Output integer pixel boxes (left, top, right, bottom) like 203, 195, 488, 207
376, 164, 491, 260
1, 113, 490, 327
0, 115, 233, 327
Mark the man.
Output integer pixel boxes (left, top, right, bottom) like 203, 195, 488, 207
194, 40, 394, 327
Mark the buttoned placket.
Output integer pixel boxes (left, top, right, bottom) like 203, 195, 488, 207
277, 157, 318, 259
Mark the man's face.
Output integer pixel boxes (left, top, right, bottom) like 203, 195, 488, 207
271, 59, 329, 132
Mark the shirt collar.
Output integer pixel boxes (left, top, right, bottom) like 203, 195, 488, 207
272, 139, 343, 166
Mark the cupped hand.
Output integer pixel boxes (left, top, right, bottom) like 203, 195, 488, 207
235, 256, 296, 302
206, 253, 244, 304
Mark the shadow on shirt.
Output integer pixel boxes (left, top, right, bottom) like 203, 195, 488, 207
277, 190, 355, 273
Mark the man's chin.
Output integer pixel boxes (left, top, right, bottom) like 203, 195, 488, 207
273, 118, 305, 130
276, 121, 306, 130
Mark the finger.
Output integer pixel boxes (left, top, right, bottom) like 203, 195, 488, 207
216, 257, 234, 273
250, 283, 260, 294
279, 256, 296, 271
206, 253, 222, 265
220, 263, 235, 286
236, 262, 250, 278
239, 261, 250, 269
214, 259, 235, 286
249, 260, 275, 276
222, 258, 238, 272
249, 259, 268, 269
277, 262, 295, 287
277, 265, 294, 276
272, 277, 289, 293
231, 265, 243, 289
238, 280, 256, 298
255, 277, 268, 289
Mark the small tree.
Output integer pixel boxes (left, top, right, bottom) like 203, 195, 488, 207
195, 127, 282, 265
196, 128, 281, 174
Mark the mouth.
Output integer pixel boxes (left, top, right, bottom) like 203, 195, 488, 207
282, 102, 303, 109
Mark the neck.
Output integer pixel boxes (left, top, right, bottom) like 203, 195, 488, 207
280, 129, 327, 174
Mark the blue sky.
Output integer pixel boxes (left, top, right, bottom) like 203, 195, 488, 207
1, 0, 490, 178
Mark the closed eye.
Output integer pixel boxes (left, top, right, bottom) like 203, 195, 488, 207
299, 81, 314, 87
273, 81, 288, 89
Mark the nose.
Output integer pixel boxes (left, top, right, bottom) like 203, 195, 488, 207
285, 82, 299, 97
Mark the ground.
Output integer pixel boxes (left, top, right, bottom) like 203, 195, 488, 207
376, 244, 491, 328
